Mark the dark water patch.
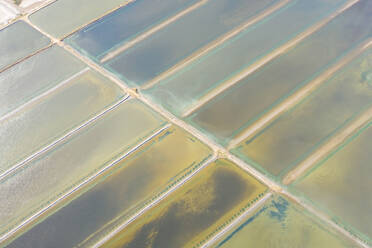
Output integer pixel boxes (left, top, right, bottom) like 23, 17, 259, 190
215, 205, 269, 248
269, 197, 289, 222
7, 154, 158, 248
121, 166, 251, 248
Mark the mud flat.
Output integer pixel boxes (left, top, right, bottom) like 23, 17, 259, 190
188, 0, 372, 146
4, 126, 212, 248
101, 159, 267, 248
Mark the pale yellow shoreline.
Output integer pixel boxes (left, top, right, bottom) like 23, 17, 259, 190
1, 1, 368, 247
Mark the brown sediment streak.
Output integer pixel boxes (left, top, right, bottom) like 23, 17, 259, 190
63, 29, 369, 248
283, 105, 372, 185
63, 36, 294, 193
21, 8, 368, 248
182, 0, 361, 118
228, 38, 372, 150
92, 155, 217, 248
0, 122, 170, 244
141, 0, 292, 90
100, 0, 210, 64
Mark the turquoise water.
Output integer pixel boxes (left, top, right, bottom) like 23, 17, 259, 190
145, 0, 349, 117
66, 0, 201, 61
189, 0, 372, 146
105, 0, 280, 86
